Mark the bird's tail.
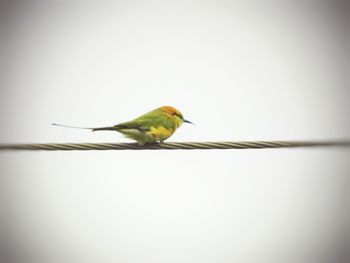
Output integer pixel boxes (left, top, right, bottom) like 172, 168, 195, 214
91, 126, 116, 132
52, 123, 116, 132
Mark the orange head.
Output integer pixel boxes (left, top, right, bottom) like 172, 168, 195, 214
160, 106, 192, 124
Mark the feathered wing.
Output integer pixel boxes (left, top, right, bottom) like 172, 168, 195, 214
116, 111, 176, 131
111, 111, 176, 143
92, 118, 154, 132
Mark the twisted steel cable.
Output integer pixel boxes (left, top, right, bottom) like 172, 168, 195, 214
0, 140, 349, 151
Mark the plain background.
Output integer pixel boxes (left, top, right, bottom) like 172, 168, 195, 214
1, 1, 349, 263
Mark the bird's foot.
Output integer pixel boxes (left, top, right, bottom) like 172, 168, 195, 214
142, 141, 164, 147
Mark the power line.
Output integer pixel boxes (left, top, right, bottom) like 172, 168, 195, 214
0, 140, 349, 151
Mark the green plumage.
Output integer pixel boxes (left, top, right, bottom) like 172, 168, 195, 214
53, 106, 191, 145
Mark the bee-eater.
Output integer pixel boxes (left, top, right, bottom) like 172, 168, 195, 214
53, 106, 192, 145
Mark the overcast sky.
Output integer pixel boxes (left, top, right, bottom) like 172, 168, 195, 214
1, 1, 349, 263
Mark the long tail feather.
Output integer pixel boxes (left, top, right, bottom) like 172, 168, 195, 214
91, 126, 117, 132
52, 123, 116, 132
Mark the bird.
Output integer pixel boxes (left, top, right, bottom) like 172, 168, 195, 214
52, 106, 192, 145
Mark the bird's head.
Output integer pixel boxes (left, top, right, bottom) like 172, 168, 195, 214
161, 106, 193, 126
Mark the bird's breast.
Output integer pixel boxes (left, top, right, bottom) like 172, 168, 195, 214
147, 126, 174, 140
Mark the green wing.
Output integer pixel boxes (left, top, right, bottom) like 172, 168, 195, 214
115, 111, 175, 131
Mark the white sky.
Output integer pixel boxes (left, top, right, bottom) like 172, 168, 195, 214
1, 1, 349, 263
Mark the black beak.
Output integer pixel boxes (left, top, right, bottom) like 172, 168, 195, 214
184, 119, 193, 124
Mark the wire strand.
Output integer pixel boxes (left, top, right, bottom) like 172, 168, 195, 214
0, 140, 349, 151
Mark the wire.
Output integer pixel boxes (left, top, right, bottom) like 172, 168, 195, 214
0, 140, 349, 151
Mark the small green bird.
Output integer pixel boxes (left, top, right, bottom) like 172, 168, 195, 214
53, 106, 192, 145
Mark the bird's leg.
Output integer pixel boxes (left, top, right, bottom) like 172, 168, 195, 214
144, 141, 163, 147
137, 141, 146, 146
